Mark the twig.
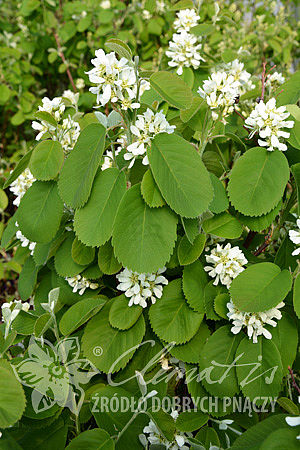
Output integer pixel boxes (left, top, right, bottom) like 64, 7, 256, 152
253, 225, 273, 256
53, 32, 77, 92
243, 231, 256, 249
288, 366, 300, 395
261, 61, 267, 101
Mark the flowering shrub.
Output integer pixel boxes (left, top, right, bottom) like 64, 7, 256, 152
0, 1, 300, 449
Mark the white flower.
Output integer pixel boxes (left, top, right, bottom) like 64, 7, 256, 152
124, 108, 175, 168
227, 299, 284, 343
58, 116, 81, 153
223, 59, 255, 94
166, 31, 205, 75
266, 71, 285, 87
38, 96, 65, 121
116, 267, 168, 308
285, 416, 300, 427
66, 275, 99, 296
9, 168, 35, 206
143, 410, 192, 449
101, 0, 111, 9
173, 8, 200, 32
2, 300, 30, 338
62, 89, 79, 105
289, 218, 300, 256
156, 0, 166, 13
204, 243, 248, 288
32, 120, 55, 141
142, 10, 152, 20
15, 222, 36, 255
75, 78, 85, 90
245, 98, 294, 151
198, 71, 240, 121
217, 419, 234, 430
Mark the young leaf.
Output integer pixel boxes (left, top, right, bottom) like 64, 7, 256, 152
228, 147, 289, 216
105, 38, 132, 61
58, 123, 106, 208
149, 133, 213, 218
112, 184, 178, 273
74, 168, 126, 247
59, 297, 106, 335
230, 262, 292, 312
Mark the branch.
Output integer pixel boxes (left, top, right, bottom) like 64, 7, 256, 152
53, 32, 77, 92
288, 366, 300, 395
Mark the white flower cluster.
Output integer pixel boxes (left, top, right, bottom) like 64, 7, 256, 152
9, 168, 35, 206
116, 267, 168, 308
142, 410, 192, 449
166, 9, 204, 75
227, 299, 284, 343
15, 222, 36, 255
66, 275, 99, 295
32, 93, 80, 153
289, 218, 300, 256
173, 8, 200, 32
87, 49, 149, 110
124, 108, 175, 168
245, 98, 294, 151
1, 300, 30, 338
266, 71, 285, 87
205, 243, 248, 288
198, 60, 254, 121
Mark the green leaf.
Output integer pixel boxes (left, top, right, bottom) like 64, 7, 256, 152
168, 322, 210, 363
235, 336, 283, 404
34, 313, 53, 337
105, 38, 132, 61
271, 312, 298, 374
237, 201, 281, 232
291, 163, 300, 216
208, 173, 229, 214
176, 411, 208, 433
72, 237, 95, 265
149, 133, 213, 218
230, 414, 291, 449
177, 233, 206, 265
58, 123, 106, 208
17, 181, 63, 243
228, 147, 289, 216
182, 260, 207, 313
149, 279, 204, 344
3, 149, 33, 189
293, 273, 300, 319
169, 0, 193, 11
0, 189, 8, 211
29, 140, 64, 181
12, 310, 36, 335
66, 429, 115, 449
0, 360, 26, 428
18, 256, 38, 300
277, 397, 299, 415
275, 71, 300, 106
288, 119, 300, 149
55, 233, 87, 277
204, 281, 227, 320
98, 240, 122, 275
191, 23, 214, 36
112, 184, 178, 273
109, 295, 143, 330
59, 297, 106, 335
214, 293, 230, 319
260, 428, 300, 450
181, 217, 199, 244
198, 325, 242, 397
74, 168, 126, 247
141, 169, 165, 208
82, 301, 145, 373
230, 262, 292, 312
150, 71, 193, 109
202, 212, 243, 239
34, 110, 57, 127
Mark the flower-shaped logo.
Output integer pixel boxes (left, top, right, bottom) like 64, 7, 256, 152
14, 336, 98, 415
